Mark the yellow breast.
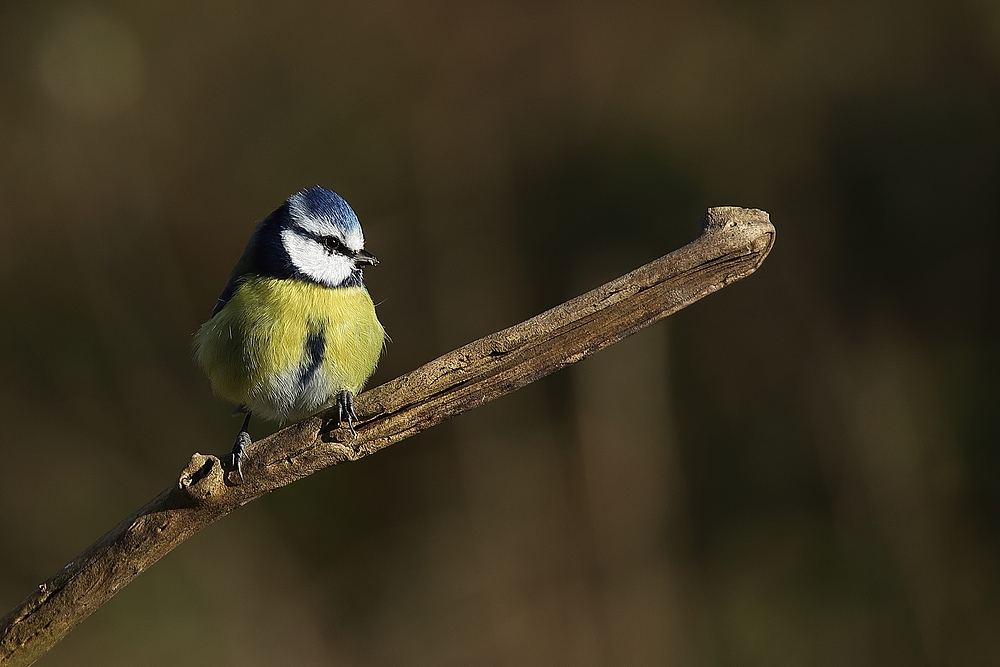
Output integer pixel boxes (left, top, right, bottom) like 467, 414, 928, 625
194, 276, 385, 421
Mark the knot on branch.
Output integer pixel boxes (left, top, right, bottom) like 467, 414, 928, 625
177, 453, 226, 504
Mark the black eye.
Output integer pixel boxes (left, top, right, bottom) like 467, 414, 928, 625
321, 236, 344, 254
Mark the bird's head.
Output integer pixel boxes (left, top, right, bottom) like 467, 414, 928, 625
271, 186, 378, 287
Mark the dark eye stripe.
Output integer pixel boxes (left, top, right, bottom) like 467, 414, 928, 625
300, 229, 346, 254
296, 227, 361, 258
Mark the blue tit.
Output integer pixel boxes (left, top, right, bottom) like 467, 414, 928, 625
194, 186, 385, 481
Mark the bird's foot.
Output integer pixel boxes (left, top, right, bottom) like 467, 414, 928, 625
335, 390, 358, 437
228, 411, 252, 484
229, 432, 250, 484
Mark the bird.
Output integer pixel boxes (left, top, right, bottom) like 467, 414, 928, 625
194, 186, 385, 482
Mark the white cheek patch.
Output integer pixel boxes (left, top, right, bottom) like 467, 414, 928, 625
288, 195, 366, 252
281, 229, 354, 286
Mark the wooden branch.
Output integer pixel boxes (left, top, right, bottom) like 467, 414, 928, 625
0, 206, 774, 667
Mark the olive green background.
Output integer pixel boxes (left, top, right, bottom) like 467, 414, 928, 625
1, 1, 998, 665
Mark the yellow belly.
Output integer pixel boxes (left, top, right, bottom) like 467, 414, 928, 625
194, 277, 385, 421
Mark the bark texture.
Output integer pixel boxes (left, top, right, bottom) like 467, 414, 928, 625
0, 206, 774, 666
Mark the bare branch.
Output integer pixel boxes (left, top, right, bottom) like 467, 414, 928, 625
0, 206, 774, 667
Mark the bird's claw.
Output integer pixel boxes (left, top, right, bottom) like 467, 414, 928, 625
228, 411, 253, 484
229, 430, 250, 484
336, 391, 358, 437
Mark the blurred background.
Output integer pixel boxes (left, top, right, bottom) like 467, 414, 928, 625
1, 0, 998, 665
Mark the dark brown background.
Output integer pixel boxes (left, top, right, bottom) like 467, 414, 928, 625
1, 1, 998, 665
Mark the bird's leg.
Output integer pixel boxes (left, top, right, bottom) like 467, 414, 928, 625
229, 410, 252, 483
335, 391, 357, 436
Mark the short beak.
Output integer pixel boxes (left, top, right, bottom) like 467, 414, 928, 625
354, 249, 379, 266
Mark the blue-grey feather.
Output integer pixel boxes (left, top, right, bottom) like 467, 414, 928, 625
292, 186, 363, 238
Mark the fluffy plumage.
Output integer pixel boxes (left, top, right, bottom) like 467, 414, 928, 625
194, 186, 385, 426
195, 276, 384, 421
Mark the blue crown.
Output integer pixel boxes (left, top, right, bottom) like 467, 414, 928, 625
289, 186, 361, 236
